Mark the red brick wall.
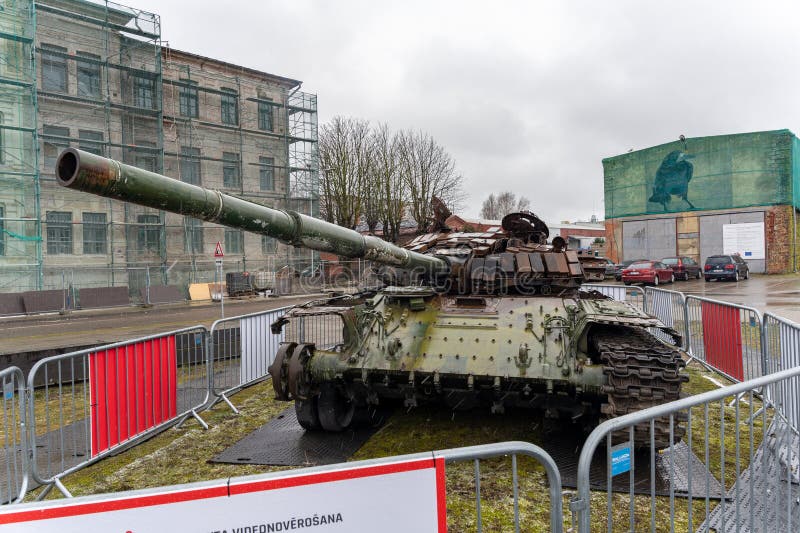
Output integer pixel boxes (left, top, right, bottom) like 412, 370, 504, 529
765, 205, 793, 274
604, 219, 623, 263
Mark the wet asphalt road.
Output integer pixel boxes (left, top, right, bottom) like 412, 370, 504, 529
0, 294, 320, 356
602, 273, 800, 323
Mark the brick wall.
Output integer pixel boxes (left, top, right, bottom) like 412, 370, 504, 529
765, 205, 794, 274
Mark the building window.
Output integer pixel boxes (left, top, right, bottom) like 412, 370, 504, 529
134, 74, 155, 109
76, 52, 101, 99
259, 156, 274, 190
136, 213, 161, 253
180, 147, 201, 185
222, 152, 241, 188
184, 217, 203, 253
258, 101, 274, 131
82, 212, 107, 254
220, 88, 238, 125
46, 211, 72, 255
179, 80, 198, 118
41, 44, 67, 93
225, 228, 243, 254
42, 125, 70, 169
261, 235, 277, 254
134, 141, 157, 172
79, 130, 104, 156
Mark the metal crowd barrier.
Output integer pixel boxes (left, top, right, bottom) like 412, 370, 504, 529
685, 295, 763, 382
580, 283, 646, 311
0, 367, 27, 505
207, 306, 290, 413
284, 312, 346, 347
762, 312, 800, 432
26, 325, 210, 499
572, 365, 800, 532
644, 287, 686, 348
434, 441, 563, 532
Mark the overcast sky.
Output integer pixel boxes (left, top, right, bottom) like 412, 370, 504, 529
131, 0, 800, 223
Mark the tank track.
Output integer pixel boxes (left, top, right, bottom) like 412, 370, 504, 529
594, 327, 689, 449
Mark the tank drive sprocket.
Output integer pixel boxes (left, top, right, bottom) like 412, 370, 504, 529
593, 327, 689, 449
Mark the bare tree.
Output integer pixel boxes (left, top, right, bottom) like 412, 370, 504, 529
369, 124, 406, 242
397, 130, 465, 232
318, 116, 373, 229
480, 191, 531, 219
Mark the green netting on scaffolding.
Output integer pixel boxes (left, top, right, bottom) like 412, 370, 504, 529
603, 129, 797, 219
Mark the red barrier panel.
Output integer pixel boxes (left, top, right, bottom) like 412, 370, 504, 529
701, 301, 744, 381
89, 335, 177, 456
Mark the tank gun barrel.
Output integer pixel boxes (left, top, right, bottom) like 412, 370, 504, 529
55, 148, 448, 273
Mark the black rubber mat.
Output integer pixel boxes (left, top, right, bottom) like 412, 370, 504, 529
210, 407, 384, 466
544, 432, 725, 498
213, 409, 722, 498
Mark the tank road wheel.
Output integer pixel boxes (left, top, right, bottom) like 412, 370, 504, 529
268, 342, 297, 400
295, 397, 321, 431
287, 344, 315, 401
317, 384, 355, 432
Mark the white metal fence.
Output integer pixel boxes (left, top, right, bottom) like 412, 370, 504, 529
0, 367, 27, 505
684, 295, 764, 382
571, 365, 800, 532
207, 307, 290, 413
26, 326, 210, 498
762, 312, 800, 432
644, 287, 686, 348
581, 283, 646, 311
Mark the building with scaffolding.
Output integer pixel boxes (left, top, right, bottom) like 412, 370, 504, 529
0, 0, 319, 298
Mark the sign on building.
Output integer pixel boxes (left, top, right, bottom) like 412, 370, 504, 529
722, 222, 765, 260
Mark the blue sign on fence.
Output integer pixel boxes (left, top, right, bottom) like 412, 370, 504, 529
611, 443, 632, 476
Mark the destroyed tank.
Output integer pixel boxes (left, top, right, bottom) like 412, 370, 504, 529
56, 148, 688, 447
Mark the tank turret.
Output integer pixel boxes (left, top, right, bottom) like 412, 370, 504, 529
57, 148, 687, 448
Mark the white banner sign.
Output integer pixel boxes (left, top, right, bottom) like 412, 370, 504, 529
0, 458, 446, 533
722, 222, 765, 260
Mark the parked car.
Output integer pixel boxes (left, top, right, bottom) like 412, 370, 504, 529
704, 254, 750, 282
661, 256, 702, 281
621, 260, 675, 286
614, 259, 645, 281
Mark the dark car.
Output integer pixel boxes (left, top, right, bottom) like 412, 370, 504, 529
621, 260, 675, 286
704, 254, 750, 282
661, 256, 702, 281
614, 259, 646, 281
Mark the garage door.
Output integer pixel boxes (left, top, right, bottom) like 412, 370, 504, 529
699, 211, 765, 273
622, 218, 677, 261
